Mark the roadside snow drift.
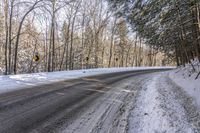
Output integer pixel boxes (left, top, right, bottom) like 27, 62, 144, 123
169, 63, 200, 107
129, 73, 196, 133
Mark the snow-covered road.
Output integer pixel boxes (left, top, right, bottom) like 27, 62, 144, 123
0, 69, 200, 133
58, 72, 149, 133
59, 72, 200, 133
129, 73, 199, 133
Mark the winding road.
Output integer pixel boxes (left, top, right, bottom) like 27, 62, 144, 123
0, 69, 170, 133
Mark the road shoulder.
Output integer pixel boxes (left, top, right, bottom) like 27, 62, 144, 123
128, 72, 197, 133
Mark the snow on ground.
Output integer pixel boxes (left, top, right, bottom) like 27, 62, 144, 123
57, 73, 150, 133
129, 73, 197, 133
168, 62, 200, 132
28, 71, 200, 133
0, 67, 171, 94
169, 62, 200, 107
1, 65, 200, 132
27, 71, 199, 133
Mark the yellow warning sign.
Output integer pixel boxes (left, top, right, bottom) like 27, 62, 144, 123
33, 55, 40, 62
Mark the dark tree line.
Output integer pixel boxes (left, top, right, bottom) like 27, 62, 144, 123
108, 0, 200, 69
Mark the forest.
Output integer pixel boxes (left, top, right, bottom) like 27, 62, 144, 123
0, 0, 188, 75
108, 0, 200, 71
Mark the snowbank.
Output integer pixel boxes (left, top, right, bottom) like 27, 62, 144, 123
129, 73, 194, 133
169, 61, 200, 107
0, 67, 172, 94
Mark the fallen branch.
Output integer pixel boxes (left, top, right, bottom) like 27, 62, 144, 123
195, 72, 200, 80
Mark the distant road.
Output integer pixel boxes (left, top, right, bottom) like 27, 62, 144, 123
0, 69, 171, 133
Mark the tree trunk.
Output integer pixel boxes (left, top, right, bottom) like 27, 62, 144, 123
60, 22, 70, 71
4, 0, 8, 75
108, 18, 117, 68
69, 4, 79, 70
14, 1, 41, 74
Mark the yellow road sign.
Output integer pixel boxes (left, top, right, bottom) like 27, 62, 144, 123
33, 55, 40, 62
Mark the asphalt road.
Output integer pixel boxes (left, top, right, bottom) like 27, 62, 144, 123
0, 69, 170, 133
